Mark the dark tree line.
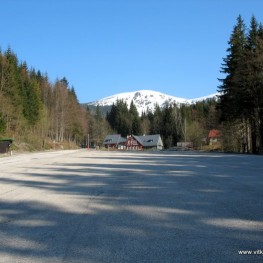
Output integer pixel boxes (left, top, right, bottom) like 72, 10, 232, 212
218, 15, 263, 153
106, 98, 219, 149
106, 100, 142, 137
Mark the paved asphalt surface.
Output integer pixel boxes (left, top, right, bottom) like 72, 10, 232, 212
0, 149, 263, 263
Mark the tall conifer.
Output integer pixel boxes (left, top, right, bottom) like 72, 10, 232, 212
218, 15, 247, 120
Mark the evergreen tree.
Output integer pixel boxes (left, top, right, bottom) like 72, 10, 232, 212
161, 105, 177, 148
69, 86, 78, 103
218, 15, 247, 121
217, 15, 248, 152
237, 16, 263, 153
129, 100, 141, 135
3, 48, 21, 107
107, 99, 131, 136
218, 15, 263, 153
19, 63, 42, 125
149, 104, 162, 134
140, 112, 151, 135
106, 103, 117, 130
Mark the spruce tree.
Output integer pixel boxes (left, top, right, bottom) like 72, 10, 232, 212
234, 16, 263, 153
218, 15, 263, 153
106, 103, 117, 130
129, 100, 141, 135
161, 105, 177, 148
106, 99, 131, 136
217, 15, 248, 152
218, 15, 247, 121
19, 62, 42, 125
149, 103, 162, 134
3, 48, 21, 107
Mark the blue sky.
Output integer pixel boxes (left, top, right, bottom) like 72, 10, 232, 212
1, 0, 263, 103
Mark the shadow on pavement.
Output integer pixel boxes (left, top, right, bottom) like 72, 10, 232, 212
0, 151, 262, 262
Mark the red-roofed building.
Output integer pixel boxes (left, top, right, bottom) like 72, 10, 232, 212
208, 129, 220, 145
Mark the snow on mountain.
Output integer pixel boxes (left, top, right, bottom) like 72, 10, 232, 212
87, 90, 218, 115
186, 93, 219, 104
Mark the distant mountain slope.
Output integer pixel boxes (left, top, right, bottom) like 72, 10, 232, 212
85, 90, 218, 115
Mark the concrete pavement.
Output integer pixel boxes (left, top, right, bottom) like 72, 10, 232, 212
0, 150, 262, 262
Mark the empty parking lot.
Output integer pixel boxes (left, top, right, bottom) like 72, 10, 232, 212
0, 150, 263, 262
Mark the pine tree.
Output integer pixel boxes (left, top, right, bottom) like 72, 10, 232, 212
149, 104, 162, 134
218, 15, 263, 153
217, 15, 248, 152
106, 99, 131, 136
233, 16, 263, 153
19, 62, 42, 125
106, 103, 117, 130
161, 105, 178, 148
3, 48, 21, 106
218, 15, 247, 121
129, 100, 141, 135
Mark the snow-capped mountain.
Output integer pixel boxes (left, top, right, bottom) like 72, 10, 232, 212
87, 90, 218, 115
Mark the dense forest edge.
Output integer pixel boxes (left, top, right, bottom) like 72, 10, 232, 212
1, 15, 263, 154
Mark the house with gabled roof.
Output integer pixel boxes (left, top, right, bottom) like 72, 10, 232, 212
208, 129, 220, 145
103, 134, 163, 151
126, 134, 163, 151
103, 134, 126, 149
125, 135, 143, 150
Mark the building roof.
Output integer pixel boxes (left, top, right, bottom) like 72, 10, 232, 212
103, 134, 163, 148
103, 134, 126, 145
133, 134, 163, 147
208, 129, 220, 138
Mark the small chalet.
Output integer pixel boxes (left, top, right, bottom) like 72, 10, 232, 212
103, 134, 126, 149
126, 135, 143, 150
208, 129, 220, 145
126, 134, 163, 151
103, 134, 163, 151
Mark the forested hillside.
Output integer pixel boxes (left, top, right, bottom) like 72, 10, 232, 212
0, 47, 111, 151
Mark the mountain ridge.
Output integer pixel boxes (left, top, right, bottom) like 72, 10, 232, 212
86, 90, 218, 115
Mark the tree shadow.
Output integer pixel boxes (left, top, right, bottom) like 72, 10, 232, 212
0, 151, 262, 262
